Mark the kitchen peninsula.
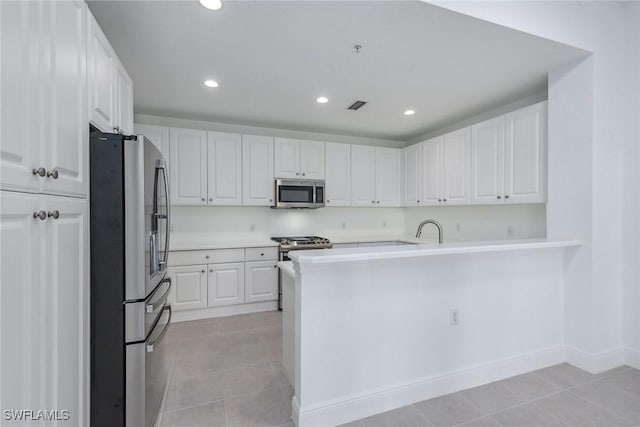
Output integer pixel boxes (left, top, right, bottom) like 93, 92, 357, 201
279, 239, 581, 427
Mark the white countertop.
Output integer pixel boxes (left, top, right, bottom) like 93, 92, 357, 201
170, 233, 277, 251
288, 238, 582, 265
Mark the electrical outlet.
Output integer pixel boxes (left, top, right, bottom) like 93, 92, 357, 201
456, 222, 461, 232
507, 225, 514, 237
249, 223, 255, 232
382, 220, 387, 228
449, 309, 459, 326
342, 221, 346, 229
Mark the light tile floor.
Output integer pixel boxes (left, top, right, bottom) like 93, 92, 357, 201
160, 311, 640, 427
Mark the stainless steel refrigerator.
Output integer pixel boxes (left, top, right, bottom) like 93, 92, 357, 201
89, 130, 172, 427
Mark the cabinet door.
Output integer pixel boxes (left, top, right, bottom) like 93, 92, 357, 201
274, 138, 300, 179
403, 145, 422, 207
168, 265, 207, 311
471, 117, 504, 205
207, 132, 242, 205
115, 61, 133, 134
0, 191, 44, 414
324, 142, 351, 206
0, 1, 42, 194
170, 128, 207, 205
504, 102, 547, 204
208, 263, 245, 307
375, 148, 401, 206
87, 11, 115, 132
421, 137, 443, 205
300, 140, 325, 179
41, 195, 88, 425
134, 124, 170, 161
42, 0, 88, 198
242, 135, 274, 206
350, 145, 376, 207
442, 128, 471, 205
245, 261, 278, 303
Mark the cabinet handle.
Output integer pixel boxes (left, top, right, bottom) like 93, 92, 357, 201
46, 169, 59, 179
47, 210, 60, 219
33, 211, 47, 221
209, 269, 213, 272
505, 195, 510, 199
497, 195, 502, 199
32, 167, 46, 177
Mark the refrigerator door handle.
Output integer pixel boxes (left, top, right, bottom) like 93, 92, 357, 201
154, 159, 170, 271
146, 277, 172, 313
146, 306, 171, 353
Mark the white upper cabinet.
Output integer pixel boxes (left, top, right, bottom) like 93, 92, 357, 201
242, 135, 275, 206
421, 137, 443, 205
442, 128, 471, 205
115, 62, 133, 135
87, 10, 132, 135
274, 138, 300, 179
504, 102, 547, 204
350, 145, 377, 206
471, 116, 505, 204
170, 128, 207, 205
470, 101, 547, 205
207, 132, 242, 206
299, 140, 325, 180
274, 138, 325, 179
134, 124, 170, 161
325, 142, 351, 206
0, 0, 87, 198
403, 144, 422, 207
375, 148, 401, 207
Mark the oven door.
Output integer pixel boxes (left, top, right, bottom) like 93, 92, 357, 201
274, 179, 317, 208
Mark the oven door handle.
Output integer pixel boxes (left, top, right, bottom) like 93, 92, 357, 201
146, 306, 171, 353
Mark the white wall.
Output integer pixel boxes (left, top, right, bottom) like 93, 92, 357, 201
431, 1, 630, 371
623, 3, 640, 364
404, 204, 546, 242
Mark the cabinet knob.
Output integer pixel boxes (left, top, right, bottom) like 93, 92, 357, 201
209, 198, 213, 202
46, 169, 59, 179
47, 210, 60, 219
497, 195, 502, 199
302, 172, 306, 177
205, 255, 210, 259
443, 199, 447, 202
261, 253, 264, 256
201, 198, 205, 202
417, 200, 421, 203
269, 199, 273, 203
327, 200, 330, 203
32, 167, 46, 177
33, 211, 47, 221
371, 201, 375, 204
376, 201, 380, 204
296, 172, 300, 176
438, 199, 442, 202
209, 269, 213, 272
505, 195, 510, 199
201, 269, 205, 273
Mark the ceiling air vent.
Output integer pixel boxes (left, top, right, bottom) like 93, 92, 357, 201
346, 100, 367, 111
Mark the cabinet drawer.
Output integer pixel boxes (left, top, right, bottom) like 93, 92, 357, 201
244, 246, 278, 262
169, 249, 244, 266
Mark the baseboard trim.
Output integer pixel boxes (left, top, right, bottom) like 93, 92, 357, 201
565, 346, 626, 374
296, 346, 564, 427
625, 347, 640, 369
171, 301, 278, 322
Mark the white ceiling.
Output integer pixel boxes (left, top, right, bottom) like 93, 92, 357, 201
87, 1, 586, 141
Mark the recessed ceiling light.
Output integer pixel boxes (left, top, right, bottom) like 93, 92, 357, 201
404, 109, 415, 116
199, 0, 222, 10
316, 96, 329, 104
204, 79, 219, 88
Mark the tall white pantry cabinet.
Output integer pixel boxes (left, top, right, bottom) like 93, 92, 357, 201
0, 2, 132, 425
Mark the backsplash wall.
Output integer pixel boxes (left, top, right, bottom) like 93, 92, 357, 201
170, 204, 546, 242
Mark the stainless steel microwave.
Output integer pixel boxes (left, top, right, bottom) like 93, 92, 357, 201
273, 179, 325, 209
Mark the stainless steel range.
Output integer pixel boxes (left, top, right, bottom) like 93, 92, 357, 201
271, 236, 333, 309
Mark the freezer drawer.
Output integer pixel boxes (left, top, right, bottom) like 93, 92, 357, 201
125, 276, 172, 343
126, 305, 171, 427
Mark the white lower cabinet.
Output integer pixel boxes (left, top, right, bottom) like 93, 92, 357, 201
208, 263, 245, 307
245, 261, 278, 303
168, 265, 207, 311
0, 191, 88, 425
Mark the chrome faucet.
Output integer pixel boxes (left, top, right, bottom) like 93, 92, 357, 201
415, 219, 443, 243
